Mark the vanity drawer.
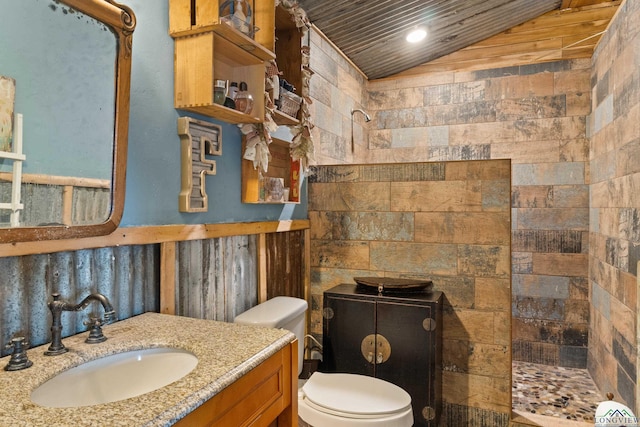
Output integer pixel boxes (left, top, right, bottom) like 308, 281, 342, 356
173, 340, 296, 427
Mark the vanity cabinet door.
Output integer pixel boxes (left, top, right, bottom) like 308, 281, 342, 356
376, 300, 439, 427
322, 295, 376, 376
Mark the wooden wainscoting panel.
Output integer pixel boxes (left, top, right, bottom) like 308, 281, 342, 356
265, 229, 306, 299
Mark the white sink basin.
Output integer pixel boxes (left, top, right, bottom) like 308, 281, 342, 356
31, 347, 198, 408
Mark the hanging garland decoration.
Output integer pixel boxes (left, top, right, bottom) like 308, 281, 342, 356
241, 0, 315, 173
290, 44, 314, 171
276, 0, 315, 171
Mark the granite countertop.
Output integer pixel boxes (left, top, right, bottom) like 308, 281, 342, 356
0, 312, 294, 427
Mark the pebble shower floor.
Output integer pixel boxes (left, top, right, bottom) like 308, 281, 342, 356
512, 361, 605, 423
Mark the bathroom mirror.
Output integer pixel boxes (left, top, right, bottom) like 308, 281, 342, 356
0, 0, 135, 243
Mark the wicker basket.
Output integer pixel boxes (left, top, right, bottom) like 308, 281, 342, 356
278, 89, 302, 118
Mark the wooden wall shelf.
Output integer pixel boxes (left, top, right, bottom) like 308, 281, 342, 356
173, 29, 269, 124
242, 137, 301, 204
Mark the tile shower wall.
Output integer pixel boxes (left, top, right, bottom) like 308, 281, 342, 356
308, 160, 512, 426
308, 28, 369, 164
364, 61, 591, 369
308, 27, 592, 369
588, 0, 640, 410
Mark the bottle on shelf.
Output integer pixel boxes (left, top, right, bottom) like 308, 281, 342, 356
224, 81, 238, 109
234, 81, 254, 114
213, 79, 228, 105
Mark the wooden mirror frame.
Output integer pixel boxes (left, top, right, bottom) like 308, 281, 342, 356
0, 0, 135, 244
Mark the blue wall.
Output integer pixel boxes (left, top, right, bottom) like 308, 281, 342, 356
2, 0, 307, 226
121, 0, 307, 226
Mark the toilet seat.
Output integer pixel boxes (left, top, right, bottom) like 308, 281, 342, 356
298, 372, 413, 426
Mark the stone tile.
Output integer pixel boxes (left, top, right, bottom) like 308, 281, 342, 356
562, 324, 588, 346
531, 253, 588, 277
566, 92, 591, 116
512, 340, 559, 365
613, 71, 639, 121
594, 94, 614, 133
512, 162, 585, 186
513, 117, 586, 142
569, 277, 589, 301
554, 69, 591, 94
368, 87, 424, 110
309, 240, 370, 269
445, 159, 511, 181
391, 180, 483, 212
494, 311, 511, 346
475, 277, 511, 311
617, 137, 640, 176
425, 104, 462, 126
457, 100, 497, 123
428, 145, 491, 161
370, 241, 458, 275
390, 127, 431, 148
564, 299, 589, 324
610, 297, 635, 345
308, 182, 390, 211
512, 230, 584, 254
435, 275, 476, 309
443, 308, 496, 344
415, 212, 510, 245
516, 208, 589, 231
511, 186, 553, 208
512, 274, 570, 299
449, 121, 514, 145
445, 340, 510, 378
458, 245, 510, 278
512, 252, 533, 274
492, 139, 560, 164
483, 179, 511, 211
559, 346, 588, 368
497, 96, 566, 121
513, 297, 565, 321
485, 73, 555, 100
310, 211, 414, 241
551, 185, 589, 208
368, 129, 392, 149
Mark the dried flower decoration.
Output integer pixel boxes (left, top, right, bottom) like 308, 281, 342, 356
241, 1, 314, 172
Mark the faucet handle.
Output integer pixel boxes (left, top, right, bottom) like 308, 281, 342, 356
4, 336, 33, 371
103, 310, 117, 324
84, 316, 108, 344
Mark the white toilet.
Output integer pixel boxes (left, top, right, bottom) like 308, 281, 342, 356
234, 296, 413, 427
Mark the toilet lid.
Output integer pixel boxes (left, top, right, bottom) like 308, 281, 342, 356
301, 372, 411, 418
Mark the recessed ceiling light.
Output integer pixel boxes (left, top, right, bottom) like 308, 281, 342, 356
406, 28, 427, 43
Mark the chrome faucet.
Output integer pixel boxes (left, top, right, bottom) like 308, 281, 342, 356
45, 292, 116, 356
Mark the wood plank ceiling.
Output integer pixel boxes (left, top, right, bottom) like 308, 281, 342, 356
296, 0, 622, 80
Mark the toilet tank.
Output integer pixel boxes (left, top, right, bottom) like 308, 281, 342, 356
234, 296, 308, 374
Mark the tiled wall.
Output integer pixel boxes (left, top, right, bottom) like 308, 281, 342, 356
588, 0, 640, 409
308, 26, 592, 369
308, 29, 369, 164
365, 62, 592, 369
308, 160, 512, 426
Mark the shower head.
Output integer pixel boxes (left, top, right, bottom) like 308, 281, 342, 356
351, 108, 371, 122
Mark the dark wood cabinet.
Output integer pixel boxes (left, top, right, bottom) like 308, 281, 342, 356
322, 284, 442, 427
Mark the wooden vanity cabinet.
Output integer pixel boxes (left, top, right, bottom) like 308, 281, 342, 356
322, 284, 442, 427
173, 340, 297, 427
